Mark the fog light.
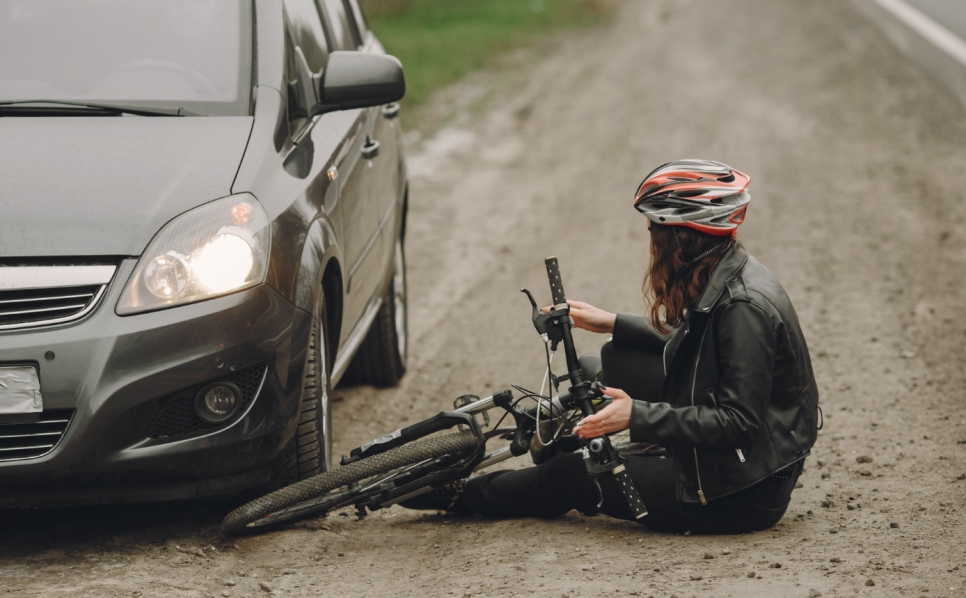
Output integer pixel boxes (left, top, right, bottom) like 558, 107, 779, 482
194, 383, 241, 424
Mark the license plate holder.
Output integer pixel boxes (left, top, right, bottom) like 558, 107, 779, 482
0, 365, 43, 419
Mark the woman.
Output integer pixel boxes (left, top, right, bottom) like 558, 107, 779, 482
405, 159, 819, 534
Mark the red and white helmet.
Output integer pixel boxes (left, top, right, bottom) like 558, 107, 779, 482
633, 159, 751, 237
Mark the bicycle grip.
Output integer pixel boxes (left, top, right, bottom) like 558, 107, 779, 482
544, 256, 567, 307
613, 464, 648, 519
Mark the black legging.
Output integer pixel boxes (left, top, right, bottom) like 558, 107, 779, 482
461, 340, 801, 534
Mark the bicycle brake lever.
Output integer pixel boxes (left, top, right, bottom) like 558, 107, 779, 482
521, 288, 539, 318
521, 288, 550, 338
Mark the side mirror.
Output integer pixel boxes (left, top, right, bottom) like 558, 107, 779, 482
310, 51, 405, 117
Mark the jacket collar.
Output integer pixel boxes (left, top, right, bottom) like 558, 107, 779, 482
661, 244, 748, 377
688, 244, 749, 316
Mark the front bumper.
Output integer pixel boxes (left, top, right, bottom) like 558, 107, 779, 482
0, 259, 312, 507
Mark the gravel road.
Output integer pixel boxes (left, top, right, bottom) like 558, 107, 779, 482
3, 1, 966, 596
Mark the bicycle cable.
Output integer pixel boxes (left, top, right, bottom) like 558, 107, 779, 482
535, 344, 555, 447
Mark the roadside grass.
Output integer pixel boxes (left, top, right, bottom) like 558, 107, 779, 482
360, 0, 611, 114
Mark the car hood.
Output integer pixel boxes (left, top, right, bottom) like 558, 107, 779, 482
0, 116, 254, 257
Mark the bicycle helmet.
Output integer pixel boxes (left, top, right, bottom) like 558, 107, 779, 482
633, 159, 751, 237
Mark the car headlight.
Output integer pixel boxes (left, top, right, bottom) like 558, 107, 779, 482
116, 194, 271, 315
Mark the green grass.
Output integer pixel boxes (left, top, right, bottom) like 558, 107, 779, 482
360, 0, 610, 110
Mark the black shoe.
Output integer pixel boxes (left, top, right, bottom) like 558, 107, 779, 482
399, 479, 468, 513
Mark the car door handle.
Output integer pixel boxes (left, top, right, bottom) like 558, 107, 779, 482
381, 103, 400, 119
361, 137, 380, 159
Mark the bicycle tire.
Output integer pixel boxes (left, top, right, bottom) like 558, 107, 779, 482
222, 431, 480, 535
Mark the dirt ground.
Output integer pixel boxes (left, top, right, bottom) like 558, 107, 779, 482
3, 1, 966, 596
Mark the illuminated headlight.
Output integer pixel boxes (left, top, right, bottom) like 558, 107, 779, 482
117, 194, 271, 315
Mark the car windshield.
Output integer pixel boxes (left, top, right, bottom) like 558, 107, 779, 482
0, 0, 252, 116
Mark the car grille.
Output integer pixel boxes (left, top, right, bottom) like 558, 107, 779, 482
148, 365, 268, 439
0, 410, 74, 461
0, 265, 116, 331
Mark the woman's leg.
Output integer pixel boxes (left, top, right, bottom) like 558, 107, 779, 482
461, 452, 709, 530
461, 453, 600, 518
462, 452, 799, 534
599, 340, 664, 402
598, 457, 803, 534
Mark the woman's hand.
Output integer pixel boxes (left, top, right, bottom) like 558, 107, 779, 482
542, 300, 616, 334
573, 386, 633, 439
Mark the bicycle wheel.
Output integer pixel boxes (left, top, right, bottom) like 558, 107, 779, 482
222, 431, 480, 535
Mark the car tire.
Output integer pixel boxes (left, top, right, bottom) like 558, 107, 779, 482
345, 235, 408, 387
267, 290, 332, 490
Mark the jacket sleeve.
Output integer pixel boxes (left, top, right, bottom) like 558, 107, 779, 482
612, 313, 671, 352
629, 301, 776, 448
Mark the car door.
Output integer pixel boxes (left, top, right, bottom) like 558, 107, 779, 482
282, 0, 376, 343
316, 0, 387, 341
346, 0, 402, 278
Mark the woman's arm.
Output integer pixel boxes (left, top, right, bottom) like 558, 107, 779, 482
628, 301, 777, 448
567, 300, 616, 333
546, 301, 672, 353
543, 300, 616, 333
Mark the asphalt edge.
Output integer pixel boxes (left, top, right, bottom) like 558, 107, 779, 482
851, 0, 966, 112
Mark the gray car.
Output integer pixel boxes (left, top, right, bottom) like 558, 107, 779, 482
0, 0, 409, 506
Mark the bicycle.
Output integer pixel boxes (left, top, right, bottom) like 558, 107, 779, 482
222, 257, 651, 535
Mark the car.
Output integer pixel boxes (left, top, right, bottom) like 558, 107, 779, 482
0, 0, 409, 506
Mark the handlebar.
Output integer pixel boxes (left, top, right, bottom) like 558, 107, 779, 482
538, 255, 648, 519
544, 256, 567, 307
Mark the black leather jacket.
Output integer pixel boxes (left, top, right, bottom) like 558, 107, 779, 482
614, 246, 819, 504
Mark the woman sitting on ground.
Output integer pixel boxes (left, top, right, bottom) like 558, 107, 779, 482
404, 159, 820, 534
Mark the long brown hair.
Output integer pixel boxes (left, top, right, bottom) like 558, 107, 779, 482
643, 225, 734, 333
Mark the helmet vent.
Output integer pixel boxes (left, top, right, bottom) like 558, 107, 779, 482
716, 173, 736, 183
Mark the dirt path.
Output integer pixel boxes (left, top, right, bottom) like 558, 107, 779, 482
3, 1, 966, 596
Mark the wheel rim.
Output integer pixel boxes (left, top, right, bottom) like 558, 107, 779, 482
392, 238, 407, 366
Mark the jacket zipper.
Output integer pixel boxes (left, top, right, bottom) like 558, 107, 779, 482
708, 388, 746, 463
690, 325, 709, 505
662, 336, 669, 377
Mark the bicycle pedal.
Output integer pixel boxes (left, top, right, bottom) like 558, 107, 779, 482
452, 394, 490, 427
452, 394, 479, 410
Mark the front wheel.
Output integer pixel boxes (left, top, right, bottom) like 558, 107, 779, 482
345, 235, 407, 387
222, 431, 479, 535
266, 291, 332, 490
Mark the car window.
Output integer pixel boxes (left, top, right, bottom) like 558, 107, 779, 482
319, 0, 358, 50
0, 0, 252, 116
282, 0, 329, 72
344, 0, 369, 43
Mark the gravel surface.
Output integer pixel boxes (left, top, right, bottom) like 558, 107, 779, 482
3, 1, 966, 596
